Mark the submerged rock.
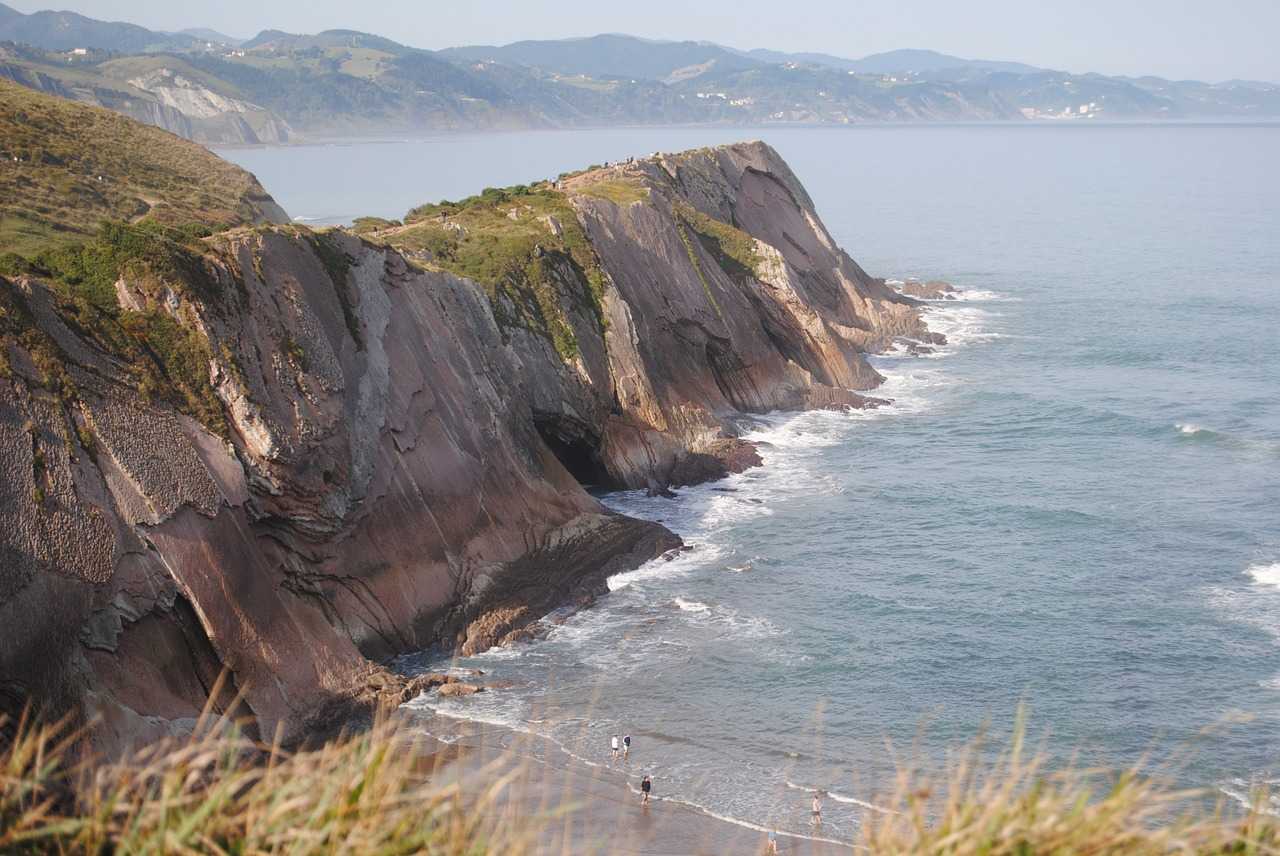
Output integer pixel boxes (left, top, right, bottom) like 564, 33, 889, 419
898, 279, 959, 299
437, 683, 484, 698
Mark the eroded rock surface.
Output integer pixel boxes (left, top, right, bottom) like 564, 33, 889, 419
897, 279, 958, 300
0, 142, 932, 756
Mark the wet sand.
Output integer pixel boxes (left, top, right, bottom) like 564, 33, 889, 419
405, 712, 857, 855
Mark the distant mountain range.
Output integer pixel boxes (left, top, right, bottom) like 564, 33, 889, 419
1, 2, 1277, 145
737, 47, 1044, 76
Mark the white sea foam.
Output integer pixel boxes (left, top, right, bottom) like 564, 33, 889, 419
1219, 778, 1280, 817
699, 604, 785, 640
412, 274, 1001, 838
785, 779, 897, 815
924, 304, 1004, 347
1176, 422, 1209, 435
668, 799, 854, 848
949, 288, 1008, 302
469, 644, 528, 661
413, 705, 854, 845
1247, 563, 1280, 589
1205, 561, 1280, 691
607, 543, 721, 591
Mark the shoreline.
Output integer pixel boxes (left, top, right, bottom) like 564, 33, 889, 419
400, 707, 858, 855
391, 290, 998, 847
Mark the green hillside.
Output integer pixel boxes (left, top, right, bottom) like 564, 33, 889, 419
0, 78, 285, 256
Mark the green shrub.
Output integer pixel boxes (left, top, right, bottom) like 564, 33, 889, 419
351, 216, 399, 235
389, 184, 607, 362
119, 309, 225, 436
0, 253, 36, 278
1, 222, 230, 437
674, 202, 760, 282
283, 334, 307, 370
305, 231, 362, 348
35, 220, 220, 312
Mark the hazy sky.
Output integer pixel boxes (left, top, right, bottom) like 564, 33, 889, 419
11, 0, 1279, 82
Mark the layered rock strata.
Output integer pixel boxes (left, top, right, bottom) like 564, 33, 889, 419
0, 141, 931, 755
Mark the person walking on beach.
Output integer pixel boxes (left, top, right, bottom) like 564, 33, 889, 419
611, 735, 620, 761
811, 793, 823, 826
641, 774, 652, 806
766, 827, 779, 853
623, 734, 631, 760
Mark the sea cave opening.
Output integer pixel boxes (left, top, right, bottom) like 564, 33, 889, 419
537, 426, 615, 491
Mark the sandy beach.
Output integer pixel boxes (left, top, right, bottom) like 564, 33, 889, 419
402, 709, 857, 855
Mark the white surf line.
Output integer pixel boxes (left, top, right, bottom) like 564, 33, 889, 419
785, 779, 898, 816
410, 703, 863, 849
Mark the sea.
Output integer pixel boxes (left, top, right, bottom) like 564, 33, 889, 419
217, 122, 1280, 841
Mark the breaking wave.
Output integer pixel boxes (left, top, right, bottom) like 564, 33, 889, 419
1248, 563, 1280, 590
403, 273, 1002, 839
785, 779, 897, 815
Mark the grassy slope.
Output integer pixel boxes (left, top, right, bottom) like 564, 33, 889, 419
378, 180, 619, 361
93, 53, 252, 98
0, 82, 291, 437
373, 166, 772, 362
0, 78, 280, 255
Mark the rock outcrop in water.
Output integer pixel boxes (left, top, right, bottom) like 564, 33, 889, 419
0, 140, 930, 756
896, 279, 958, 300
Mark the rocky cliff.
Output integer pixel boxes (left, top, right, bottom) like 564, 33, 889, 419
0, 141, 932, 757
380, 143, 934, 489
0, 59, 292, 145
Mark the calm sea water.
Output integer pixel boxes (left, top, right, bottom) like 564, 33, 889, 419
218, 124, 1280, 839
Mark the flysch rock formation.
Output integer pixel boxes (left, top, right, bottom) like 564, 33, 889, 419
0, 61, 292, 145
462, 142, 940, 490
0, 141, 934, 757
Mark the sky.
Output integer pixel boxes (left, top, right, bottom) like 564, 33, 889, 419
10, 0, 1280, 83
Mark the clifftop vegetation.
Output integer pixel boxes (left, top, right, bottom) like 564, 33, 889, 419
381, 183, 609, 361
0, 79, 282, 256
1, 221, 231, 436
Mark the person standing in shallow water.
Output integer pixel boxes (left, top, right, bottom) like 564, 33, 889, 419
811, 793, 823, 825
611, 735, 619, 761
623, 734, 631, 760
641, 774, 652, 805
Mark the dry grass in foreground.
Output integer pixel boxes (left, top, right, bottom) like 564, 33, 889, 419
3, 701, 1280, 854
0, 705, 550, 855
860, 715, 1279, 854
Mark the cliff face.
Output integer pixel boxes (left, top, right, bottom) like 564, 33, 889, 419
0, 62, 292, 145
382, 143, 931, 490
0, 142, 930, 756
566, 145, 930, 487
